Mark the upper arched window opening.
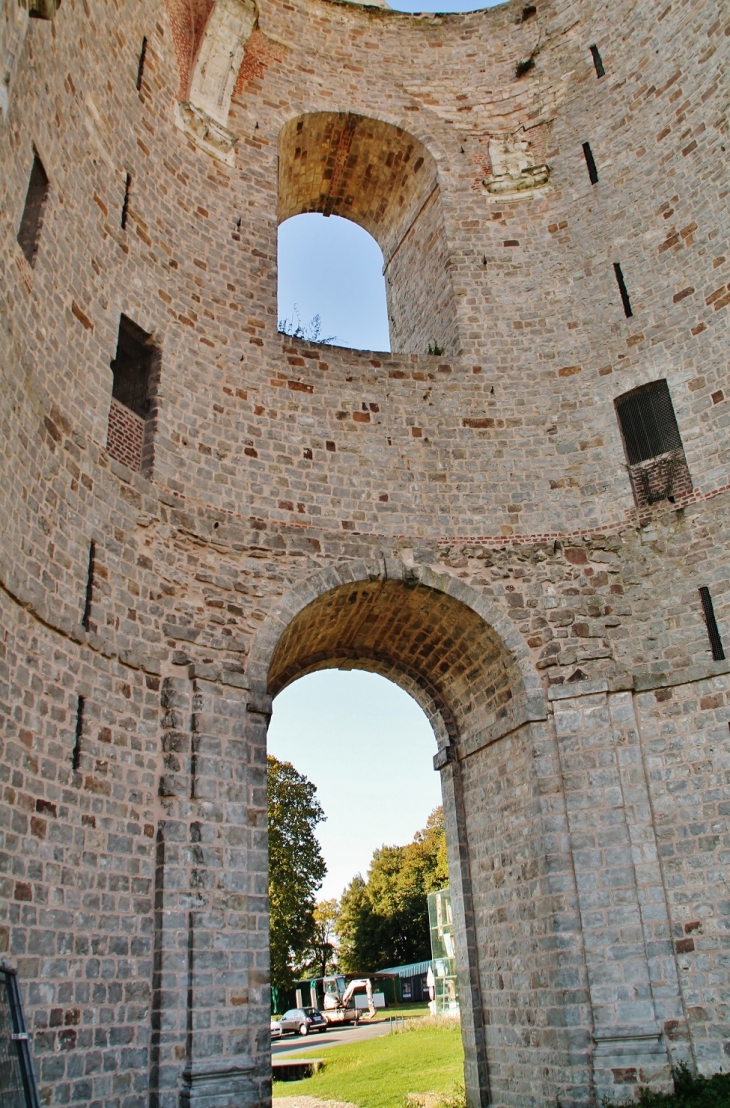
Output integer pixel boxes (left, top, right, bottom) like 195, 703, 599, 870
278, 214, 390, 353
278, 112, 458, 358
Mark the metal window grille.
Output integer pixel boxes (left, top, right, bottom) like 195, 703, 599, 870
0, 967, 40, 1108
615, 380, 683, 465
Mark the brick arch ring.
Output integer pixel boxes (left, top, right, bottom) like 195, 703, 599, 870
245, 556, 545, 753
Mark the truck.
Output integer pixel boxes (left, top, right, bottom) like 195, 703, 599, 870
293, 975, 376, 1025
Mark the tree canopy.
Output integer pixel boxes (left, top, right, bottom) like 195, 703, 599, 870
268, 754, 327, 991
296, 898, 341, 979
336, 807, 448, 972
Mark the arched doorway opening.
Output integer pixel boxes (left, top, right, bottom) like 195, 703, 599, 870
268, 668, 440, 908
267, 667, 446, 1021
247, 567, 590, 1108
278, 113, 459, 357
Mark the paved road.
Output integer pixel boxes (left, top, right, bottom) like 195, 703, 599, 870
272, 1019, 394, 1056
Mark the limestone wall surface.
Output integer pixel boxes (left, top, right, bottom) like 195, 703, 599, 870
0, 0, 728, 1105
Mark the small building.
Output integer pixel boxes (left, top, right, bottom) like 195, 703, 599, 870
376, 960, 432, 1003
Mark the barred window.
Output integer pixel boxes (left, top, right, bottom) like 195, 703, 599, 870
615, 380, 683, 465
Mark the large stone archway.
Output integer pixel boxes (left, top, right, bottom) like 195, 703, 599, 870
232, 560, 687, 1108
262, 568, 545, 1108
242, 562, 598, 1108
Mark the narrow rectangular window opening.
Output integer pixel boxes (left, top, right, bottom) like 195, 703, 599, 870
72, 695, 85, 773
615, 380, 683, 465
82, 541, 96, 630
615, 380, 693, 510
121, 173, 131, 230
136, 36, 148, 91
111, 315, 155, 419
613, 262, 633, 318
29, 0, 57, 18
589, 44, 605, 78
17, 153, 50, 267
107, 314, 159, 473
582, 141, 599, 184
699, 587, 725, 661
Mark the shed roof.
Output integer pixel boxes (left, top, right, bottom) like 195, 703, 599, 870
376, 960, 432, 978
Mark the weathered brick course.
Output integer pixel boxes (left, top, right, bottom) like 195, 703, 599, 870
107, 397, 146, 472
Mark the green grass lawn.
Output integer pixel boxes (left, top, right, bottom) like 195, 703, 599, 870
273, 1018, 464, 1108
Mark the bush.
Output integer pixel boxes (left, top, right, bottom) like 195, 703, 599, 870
615, 1065, 730, 1108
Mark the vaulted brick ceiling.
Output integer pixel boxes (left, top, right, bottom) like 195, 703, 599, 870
278, 112, 438, 263
268, 579, 514, 739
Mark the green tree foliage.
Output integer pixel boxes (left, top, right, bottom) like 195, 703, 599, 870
296, 898, 341, 978
337, 808, 448, 972
268, 755, 327, 991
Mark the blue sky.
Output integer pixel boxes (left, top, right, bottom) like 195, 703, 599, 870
278, 214, 391, 351
268, 671, 442, 900
273, 0, 504, 904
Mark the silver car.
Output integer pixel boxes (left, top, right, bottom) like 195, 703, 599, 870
280, 1007, 327, 1035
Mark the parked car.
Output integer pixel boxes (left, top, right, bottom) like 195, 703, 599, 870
270, 1019, 282, 1040
280, 1007, 327, 1035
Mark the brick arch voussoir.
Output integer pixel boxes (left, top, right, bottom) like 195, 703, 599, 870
246, 559, 543, 725
285, 102, 454, 172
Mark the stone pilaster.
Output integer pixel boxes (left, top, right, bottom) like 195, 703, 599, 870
152, 672, 268, 1108
549, 682, 682, 1103
437, 747, 490, 1108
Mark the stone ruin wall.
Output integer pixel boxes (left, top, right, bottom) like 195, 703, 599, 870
0, 0, 728, 1106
